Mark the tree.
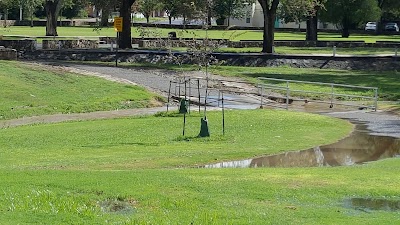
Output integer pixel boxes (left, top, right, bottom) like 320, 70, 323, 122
22, 0, 44, 27
161, 0, 179, 25
320, 0, 381, 38
45, 0, 63, 36
212, 0, 253, 26
257, 0, 279, 53
0, 0, 13, 27
62, 0, 87, 19
90, 0, 117, 27
378, 0, 400, 21
278, 0, 325, 41
135, 0, 161, 23
119, 0, 136, 49
377, 0, 400, 33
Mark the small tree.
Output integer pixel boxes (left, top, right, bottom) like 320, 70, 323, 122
211, 0, 254, 26
23, 0, 44, 27
161, 0, 179, 25
0, 0, 13, 27
135, 0, 162, 23
278, 0, 325, 41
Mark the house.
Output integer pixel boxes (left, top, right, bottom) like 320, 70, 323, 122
226, 2, 337, 30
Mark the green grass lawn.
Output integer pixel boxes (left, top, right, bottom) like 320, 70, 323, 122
219, 46, 398, 55
1, 26, 400, 43
0, 110, 399, 224
0, 61, 162, 120
0, 59, 399, 224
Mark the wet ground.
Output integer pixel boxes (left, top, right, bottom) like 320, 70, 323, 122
203, 122, 400, 168
345, 198, 400, 212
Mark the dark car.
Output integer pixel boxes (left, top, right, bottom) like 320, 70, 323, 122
385, 22, 399, 32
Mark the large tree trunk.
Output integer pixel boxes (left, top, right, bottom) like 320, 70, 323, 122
3, 9, 7, 28
45, 0, 62, 36
306, 14, 318, 42
259, 0, 279, 53
101, 8, 110, 27
168, 16, 172, 25
119, 0, 136, 49
341, 17, 350, 38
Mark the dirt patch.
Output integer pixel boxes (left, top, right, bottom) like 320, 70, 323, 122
23, 62, 138, 86
99, 198, 137, 214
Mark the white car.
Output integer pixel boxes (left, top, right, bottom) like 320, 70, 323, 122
365, 22, 377, 31
384, 22, 399, 32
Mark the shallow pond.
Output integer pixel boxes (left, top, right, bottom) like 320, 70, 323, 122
203, 123, 400, 168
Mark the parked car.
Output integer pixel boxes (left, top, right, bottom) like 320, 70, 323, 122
365, 22, 377, 31
384, 22, 399, 32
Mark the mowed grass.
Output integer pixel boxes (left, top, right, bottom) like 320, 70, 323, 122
0, 110, 352, 170
1, 26, 400, 43
0, 110, 399, 224
0, 61, 161, 120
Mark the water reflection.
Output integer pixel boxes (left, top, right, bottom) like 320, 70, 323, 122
204, 124, 400, 168
345, 198, 400, 212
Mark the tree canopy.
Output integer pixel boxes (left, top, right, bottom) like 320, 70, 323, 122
320, 0, 381, 37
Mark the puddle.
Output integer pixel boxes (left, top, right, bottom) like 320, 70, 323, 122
99, 198, 136, 214
345, 198, 400, 212
203, 124, 400, 168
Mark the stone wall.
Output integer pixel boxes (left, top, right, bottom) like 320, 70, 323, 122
42, 40, 99, 50
0, 46, 17, 60
137, 38, 228, 48
0, 40, 36, 51
21, 50, 400, 71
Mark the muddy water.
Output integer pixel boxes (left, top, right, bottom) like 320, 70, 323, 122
203, 124, 400, 168
345, 198, 400, 212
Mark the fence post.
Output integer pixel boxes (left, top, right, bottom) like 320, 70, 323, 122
333, 46, 336, 57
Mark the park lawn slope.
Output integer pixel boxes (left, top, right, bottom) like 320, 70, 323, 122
0, 61, 161, 120
0, 110, 352, 169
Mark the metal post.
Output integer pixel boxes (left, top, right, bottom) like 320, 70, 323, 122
184, 79, 187, 106
188, 78, 191, 113
167, 81, 172, 112
197, 79, 201, 113
286, 81, 290, 110
218, 81, 221, 107
222, 91, 225, 135
260, 84, 264, 108
395, 47, 398, 57
183, 113, 186, 136
374, 88, 378, 112
333, 46, 336, 57
178, 80, 181, 99
330, 84, 334, 108
115, 32, 119, 67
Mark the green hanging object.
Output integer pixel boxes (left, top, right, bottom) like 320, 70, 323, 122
179, 99, 187, 114
198, 117, 210, 137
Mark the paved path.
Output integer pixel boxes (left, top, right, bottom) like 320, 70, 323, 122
0, 107, 177, 129
323, 110, 400, 138
1, 62, 399, 140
